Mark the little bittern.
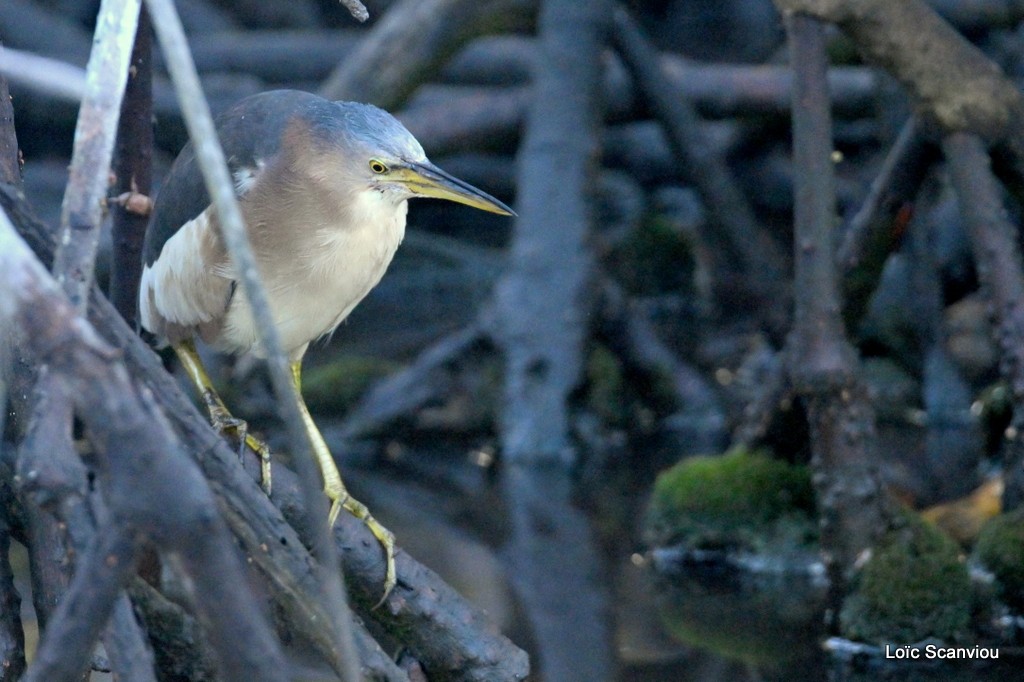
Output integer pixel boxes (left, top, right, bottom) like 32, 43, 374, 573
140, 90, 514, 600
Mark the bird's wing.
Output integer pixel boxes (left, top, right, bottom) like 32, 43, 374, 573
139, 89, 326, 342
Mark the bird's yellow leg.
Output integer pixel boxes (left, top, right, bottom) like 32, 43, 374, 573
291, 361, 396, 604
173, 339, 273, 495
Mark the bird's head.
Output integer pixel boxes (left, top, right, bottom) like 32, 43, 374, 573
320, 101, 516, 216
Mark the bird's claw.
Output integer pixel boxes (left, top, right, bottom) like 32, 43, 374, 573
205, 391, 273, 496
328, 489, 396, 608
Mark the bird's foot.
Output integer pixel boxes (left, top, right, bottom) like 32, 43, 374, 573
204, 390, 273, 496
327, 487, 396, 608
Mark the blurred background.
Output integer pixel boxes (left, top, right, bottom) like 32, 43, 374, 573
5, 0, 1024, 680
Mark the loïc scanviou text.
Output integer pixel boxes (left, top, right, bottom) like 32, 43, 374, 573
884, 644, 999, 660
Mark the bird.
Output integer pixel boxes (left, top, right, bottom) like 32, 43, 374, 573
139, 89, 515, 601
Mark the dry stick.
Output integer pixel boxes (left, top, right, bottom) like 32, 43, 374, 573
0, 210, 288, 682
0, 519, 25, 681
109, 5, 153, 324
943, 133, 1024, 510
319, 0, 536, 108
3, 185, 527, 682
784, 11, 891, 614
144, 1, 361, 678
611, 5, 788, 300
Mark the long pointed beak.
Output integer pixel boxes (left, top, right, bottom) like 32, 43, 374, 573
395, 161, 516, 216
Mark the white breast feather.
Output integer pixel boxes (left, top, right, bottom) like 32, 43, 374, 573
139, 209, 230, 336
218, 190, 407, 359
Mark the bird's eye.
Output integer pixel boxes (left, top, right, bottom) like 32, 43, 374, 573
369, 159, 389, 174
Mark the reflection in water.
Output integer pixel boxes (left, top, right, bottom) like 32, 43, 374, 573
618, 556, 827, 681
624, 558, 1021, 682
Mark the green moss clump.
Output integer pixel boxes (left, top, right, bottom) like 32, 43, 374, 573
974, 507, 1024, 610
644, 447, 816, 552
299, 356, 400, 415
840, 513, 971, 644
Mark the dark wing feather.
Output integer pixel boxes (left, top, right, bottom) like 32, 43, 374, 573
142, 89, 329, 266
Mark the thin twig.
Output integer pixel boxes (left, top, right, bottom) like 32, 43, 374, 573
0, 46, 86, 104
143, 0, 361, 678
110, 6, 153, 324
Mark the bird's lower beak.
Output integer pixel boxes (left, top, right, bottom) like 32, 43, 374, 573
396, 161, 516, 216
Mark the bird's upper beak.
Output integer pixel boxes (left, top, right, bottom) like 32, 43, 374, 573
393, 161, 516, 216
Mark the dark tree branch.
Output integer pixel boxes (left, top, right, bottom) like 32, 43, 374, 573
110, 6, 153, 325
100, 575, 158, 682
783, 11, 892, 611
23, 523, 136, 682
491, 0, 603, 463
398, 87, 530, 157
943, 133, 1024, 509
839, 117, 939, 327
126, 578, 220, 681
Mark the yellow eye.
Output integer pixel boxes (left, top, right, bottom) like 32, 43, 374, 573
369, 159, 388, 174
